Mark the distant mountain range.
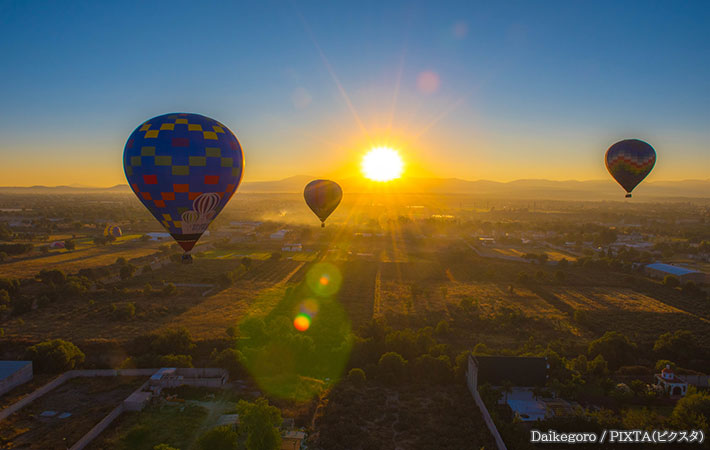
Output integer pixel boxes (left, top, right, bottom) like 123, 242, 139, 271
1, 176, 709, 200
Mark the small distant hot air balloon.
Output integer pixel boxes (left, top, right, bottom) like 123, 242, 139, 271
103, 225, 122, 238
605, 139, 656, 198
304, 180, 342, 227
123, 113, 244, 259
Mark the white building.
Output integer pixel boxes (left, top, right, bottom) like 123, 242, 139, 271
270, 230, 289, 240
282, 243, 302, 252
655, 365, 687, 397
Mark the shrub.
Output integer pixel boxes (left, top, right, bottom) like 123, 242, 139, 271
211, 348, 245, 378
197, 426, 238, 450
158, 354, 193, 368
110, 302, 136, 320
120, 264, 137, 280
162, 283, 177, 297
663, 275, 680, 288
37, 269, 66, 286
25, 339, 85, 373
378, 352, 407, 385
347, 368, 367, 386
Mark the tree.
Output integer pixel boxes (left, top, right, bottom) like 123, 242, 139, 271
197, 426, 238, 450
120, 264, 137, 280
588, 331, 637, 370
211, 348, 246, 378
241, 257, 253, 270
152, 328, 195, 355
153, 444, 180, 450
25, 339, 85, 373
671, 388, 710, 430
0, 289, 10, 308
236, 397, 282, 450
116, 257, 127, 266
111, 302, 136, 320
142, 264, 153, 274
162, 283, 177, 297
655, 360, 676, 371
377, 352, 407, 385
0, 252, 7, 262
653, 330, 699, 363
37, 269, 66, 286
64, 240, 76, 251
157, 354, 193, 368
347, 368, 366, 386
663, 275, 680, 288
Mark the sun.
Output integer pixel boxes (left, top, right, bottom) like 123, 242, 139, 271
361, 146, 404, 182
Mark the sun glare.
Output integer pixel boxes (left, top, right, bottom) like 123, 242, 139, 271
361, 146, 404, 182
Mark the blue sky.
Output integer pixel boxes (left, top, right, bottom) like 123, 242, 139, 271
0, 0, 708, 185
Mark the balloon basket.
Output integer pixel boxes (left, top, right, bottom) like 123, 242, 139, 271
321, 223, 325, 228
625, 194, 632, 198
181, 253, 193, 264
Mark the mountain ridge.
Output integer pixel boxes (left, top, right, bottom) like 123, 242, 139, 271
1, 177, 708, 199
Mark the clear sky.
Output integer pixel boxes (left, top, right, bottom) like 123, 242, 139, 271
1, 0, 708, 186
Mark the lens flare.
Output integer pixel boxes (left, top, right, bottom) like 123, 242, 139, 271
306, 262, 342, 297
300, 299, 320, 316
293, 313, 311, 332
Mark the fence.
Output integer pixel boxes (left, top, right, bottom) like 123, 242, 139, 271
471, 389, 508, 450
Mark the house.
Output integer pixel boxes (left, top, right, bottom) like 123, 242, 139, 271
467, 355, 552, 422
270, 230, 289, 240
655, 365, 688, 397
645, 263, 707, 284
281, 430, 306, 450
146, 232, 172, 241
0, 361, 33, 396
124, 391, 152, 411
282, 243, 302, 252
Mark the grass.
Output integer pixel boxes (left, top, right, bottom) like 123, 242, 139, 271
86, 403, 209, 450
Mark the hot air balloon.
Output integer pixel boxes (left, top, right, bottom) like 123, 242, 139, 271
304, 180, 342, 227
103, 225, 122, 238
605, 139, 656, 198
123, 113, 244, 259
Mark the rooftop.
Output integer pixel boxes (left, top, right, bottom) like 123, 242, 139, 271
646, 263, 701, 276
472, 355, 548, 387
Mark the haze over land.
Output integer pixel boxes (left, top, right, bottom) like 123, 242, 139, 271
2, 176, 709, 200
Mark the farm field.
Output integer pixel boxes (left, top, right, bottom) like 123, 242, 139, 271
0, 242, 162, 279
0, 376, 145, 450
314, 382, 497, 450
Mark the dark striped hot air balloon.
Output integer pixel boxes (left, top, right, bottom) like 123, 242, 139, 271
103, 225, 122, 238
304, 180, 342, 227
123, 113, 244, 257
605, 139, 656, 198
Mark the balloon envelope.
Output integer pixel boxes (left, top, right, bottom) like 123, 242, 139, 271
123, 113, 244, 252
104, 225, 122, 238
304, 180, 342, 226
605, 139, 656, 197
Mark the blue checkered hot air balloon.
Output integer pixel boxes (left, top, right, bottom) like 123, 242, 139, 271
123, 113, 244, 253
